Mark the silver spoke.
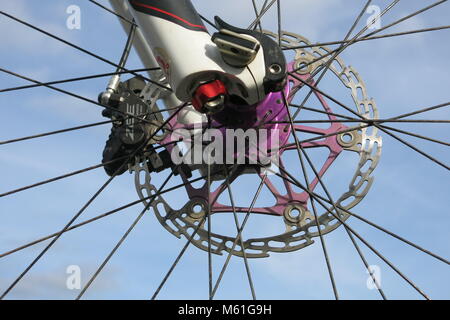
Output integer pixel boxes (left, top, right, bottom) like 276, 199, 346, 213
223, 166, 257, 300
276, 0, 282, 47
291, 0, 446, 76
251, 0, 263, 32
273, 166, 430, 299
281, 91, 339, 299
211, 174, 267, 299
283, 25, 450, 50
151, 164, 239, 300
0, 68, 158, 93
1, 0, 447, 301
207, 117, 213, 300
0, 67, 159, 126
291, 0, 397, 120
247, 0, 277, 30
0, 10, 157, 84
88, 0, 137, 26
272, 165, 449, 264
0, 166, 224, 260
77, 167, 179, 299
288, 73, 450, 170
0, 103, 186, 299
0, 119, 115, 146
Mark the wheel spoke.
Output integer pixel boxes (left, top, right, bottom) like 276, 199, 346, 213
0, 68, 158, 93
290, 72, 450, 121
255, 0, 271, 31
262, 164, 450, 266
291, 0, 398, 120
223, 166, 257, 300
290, 0, 378, 77
206, 117, 213, 300
288, 73, 450, 170
273, 165, 430, 299
303, 152, 386, 299
76, 165, 179, 299
283, 25, 450, 50
379, 126, 450, 171
247, 0, 276, 30
335, 209, 450, 266
1, 0, 447, 301
0, 119, 114, 146
276, 96, 388, 298
251, 0, 263, 33
88, 0, 137, 26
289, 104, 361, 121
391, 102, 450, 120
0, 165, 226, 260
211, 174, 267, 299
151, 164, 239, 300
282, 123, 371, 149
0, 67, 158, 126
0, 165, 124, 299
378, 124, 450, 147
282, 91, 340, 299
270, 119, 450, 124
0, 156, 124, 198
276, 0, 282, 47
270, 119, 450, 146
290, 0, 446, 77
270, 119, 450, 148
0, 10, 161, 85
0, 104, 186, 299
365, 1, 447, 40
0, 138, 181, 198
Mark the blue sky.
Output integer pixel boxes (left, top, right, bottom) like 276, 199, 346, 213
0, 0, 449, 300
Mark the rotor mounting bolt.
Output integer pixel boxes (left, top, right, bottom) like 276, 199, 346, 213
192, 80, 227, 114
269, 63, 282, 75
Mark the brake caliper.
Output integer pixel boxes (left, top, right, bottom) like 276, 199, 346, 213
100, 77, 155, 175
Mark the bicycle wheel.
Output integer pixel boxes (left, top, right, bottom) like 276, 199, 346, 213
0, 0, 448, 300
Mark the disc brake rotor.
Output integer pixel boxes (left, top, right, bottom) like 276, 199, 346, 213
132, 31, 382, 258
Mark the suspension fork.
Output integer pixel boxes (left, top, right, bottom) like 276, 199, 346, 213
126, 0, 227, 111
108, 0, 204, 128
109, 0, 285, 116
132, 1, 278, 108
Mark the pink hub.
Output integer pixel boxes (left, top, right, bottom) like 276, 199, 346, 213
159, 61, 349, 216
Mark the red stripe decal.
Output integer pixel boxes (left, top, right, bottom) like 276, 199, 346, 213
131, 1, 206, 30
